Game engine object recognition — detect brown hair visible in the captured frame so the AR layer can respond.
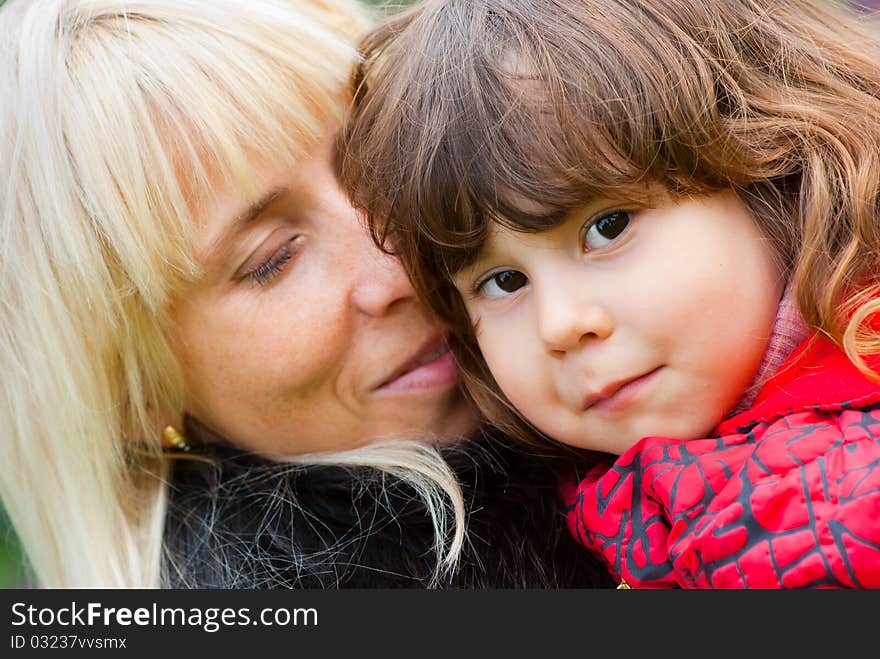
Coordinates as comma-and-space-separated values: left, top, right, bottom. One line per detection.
336, 0, 880, 443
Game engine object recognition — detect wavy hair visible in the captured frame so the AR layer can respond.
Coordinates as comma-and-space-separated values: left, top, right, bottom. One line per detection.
338, 0, 880, 442
0, 0, 465, 588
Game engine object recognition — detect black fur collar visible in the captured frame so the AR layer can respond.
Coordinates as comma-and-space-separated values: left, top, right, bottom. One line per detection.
163, 428, 613, 588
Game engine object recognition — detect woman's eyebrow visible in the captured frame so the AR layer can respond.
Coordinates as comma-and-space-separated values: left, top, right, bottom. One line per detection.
204, 187, 288, 264
234, 187, 286, 227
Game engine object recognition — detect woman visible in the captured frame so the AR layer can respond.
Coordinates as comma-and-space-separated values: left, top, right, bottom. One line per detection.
0, 0, 610, 588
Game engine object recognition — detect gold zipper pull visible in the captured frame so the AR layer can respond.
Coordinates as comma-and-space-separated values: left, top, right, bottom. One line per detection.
616, 578, 632, 590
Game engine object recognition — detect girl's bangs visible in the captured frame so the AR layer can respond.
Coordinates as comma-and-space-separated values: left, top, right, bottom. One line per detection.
412, 49, 709, 277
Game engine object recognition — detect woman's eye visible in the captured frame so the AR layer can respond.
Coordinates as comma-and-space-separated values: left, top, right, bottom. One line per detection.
244, 238, 298, 285
476, 270, 528, 299
583, 210, 631, 250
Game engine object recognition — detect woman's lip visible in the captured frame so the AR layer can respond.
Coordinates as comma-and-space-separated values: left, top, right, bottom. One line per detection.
374, 350, 459, 394
585, 367, 663, 413
375, 335, 447, 388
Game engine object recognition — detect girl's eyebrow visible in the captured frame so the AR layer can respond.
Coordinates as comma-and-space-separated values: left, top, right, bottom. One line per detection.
455, 229, 511, 282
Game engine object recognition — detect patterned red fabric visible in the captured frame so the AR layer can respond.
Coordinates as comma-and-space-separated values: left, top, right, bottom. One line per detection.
562, 336, 880, 588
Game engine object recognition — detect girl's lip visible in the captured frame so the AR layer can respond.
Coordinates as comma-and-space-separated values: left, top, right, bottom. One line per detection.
374, 349, 459, 394
585, 367, 663, 413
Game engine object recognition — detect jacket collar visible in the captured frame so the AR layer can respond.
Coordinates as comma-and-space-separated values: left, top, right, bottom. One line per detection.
716, 334, 880, 435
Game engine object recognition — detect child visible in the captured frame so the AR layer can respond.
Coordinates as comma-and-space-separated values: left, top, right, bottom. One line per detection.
337, 0, 880, 588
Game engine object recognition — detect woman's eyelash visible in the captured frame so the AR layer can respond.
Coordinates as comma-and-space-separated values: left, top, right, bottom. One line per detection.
245, 240, 295, 285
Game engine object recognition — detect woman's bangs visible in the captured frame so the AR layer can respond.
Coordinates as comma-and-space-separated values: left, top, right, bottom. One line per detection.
145, 30, 351, 214
56, 2, 361, 304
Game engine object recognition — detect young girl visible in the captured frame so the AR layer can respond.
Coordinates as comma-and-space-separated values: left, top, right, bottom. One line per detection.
337, 0, 880, 588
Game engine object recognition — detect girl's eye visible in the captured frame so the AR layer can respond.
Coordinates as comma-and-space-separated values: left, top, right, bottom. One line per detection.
476, 269, 528, 299
583, 210, 631, 250
244, 238, 298, 285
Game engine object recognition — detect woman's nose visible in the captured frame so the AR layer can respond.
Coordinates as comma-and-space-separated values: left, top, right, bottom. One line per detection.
348, 234, 417, 317
535, 280, 613, 353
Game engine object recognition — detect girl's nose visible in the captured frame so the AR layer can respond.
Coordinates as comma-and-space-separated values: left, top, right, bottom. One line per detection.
535, 282, 613, 353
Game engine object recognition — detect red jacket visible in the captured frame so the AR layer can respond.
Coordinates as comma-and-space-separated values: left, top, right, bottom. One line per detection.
562, 336, 880, 588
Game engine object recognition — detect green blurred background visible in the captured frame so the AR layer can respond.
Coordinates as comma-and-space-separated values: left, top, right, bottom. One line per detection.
0, 508, 25, 588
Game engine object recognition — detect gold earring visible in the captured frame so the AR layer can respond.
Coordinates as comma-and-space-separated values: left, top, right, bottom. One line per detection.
163, 425, 191, 452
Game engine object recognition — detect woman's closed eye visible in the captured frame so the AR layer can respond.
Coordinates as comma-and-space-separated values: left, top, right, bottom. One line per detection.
583, 210, 632, 250
474, 269, 528, 299
240, 236, 302, 286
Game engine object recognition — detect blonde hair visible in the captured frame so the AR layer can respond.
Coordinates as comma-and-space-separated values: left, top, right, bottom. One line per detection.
338, 0, 880, 443
0, 0, 463, 588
